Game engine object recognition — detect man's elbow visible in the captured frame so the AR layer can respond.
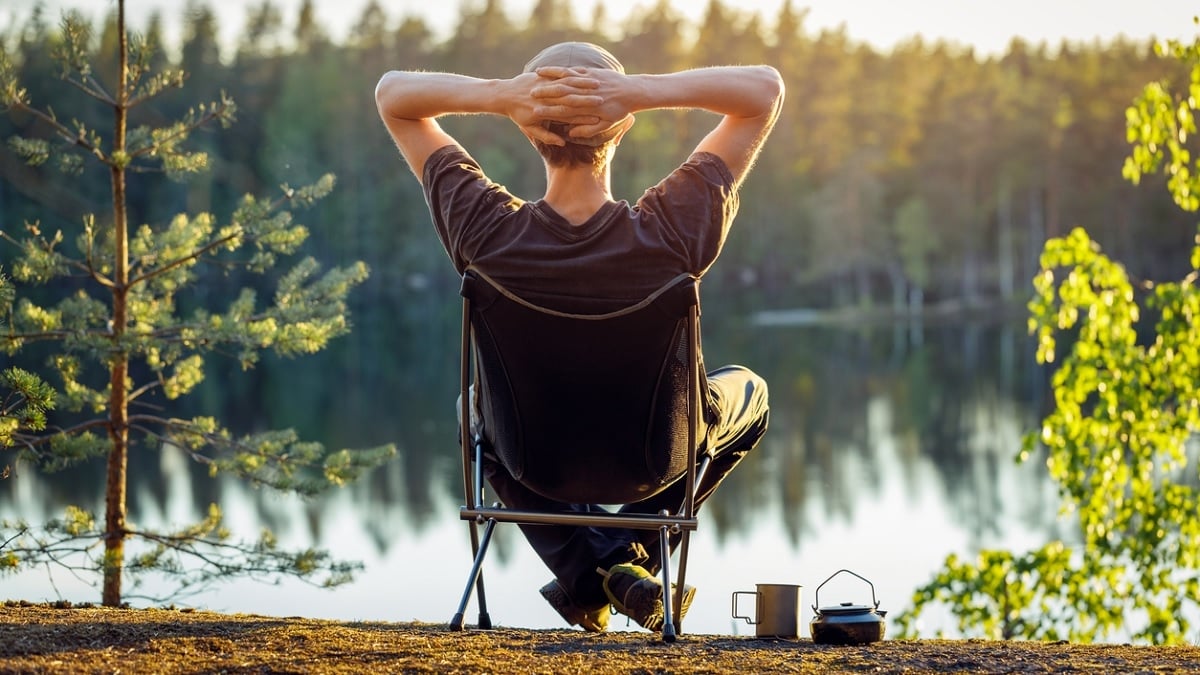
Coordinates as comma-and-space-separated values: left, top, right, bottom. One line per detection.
374, 71, 399, 114
755, 66, 785, 116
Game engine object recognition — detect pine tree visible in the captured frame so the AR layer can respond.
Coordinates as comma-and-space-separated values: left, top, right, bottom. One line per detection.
0, 0, 394, 606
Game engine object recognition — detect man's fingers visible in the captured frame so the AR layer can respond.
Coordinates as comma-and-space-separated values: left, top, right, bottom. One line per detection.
535, 111, 602, 125
532, 94, 603, 109
524, 124, 565, 146
534, 65, 592, 80
567, 122, 607, 139
531, 81, 600, 99
535, 103, 601, 121
569, 114, 633, 140
531, 68, 599, 97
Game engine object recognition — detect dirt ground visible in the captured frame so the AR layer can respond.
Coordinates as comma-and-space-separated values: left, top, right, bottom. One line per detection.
4, 602, 1200, 674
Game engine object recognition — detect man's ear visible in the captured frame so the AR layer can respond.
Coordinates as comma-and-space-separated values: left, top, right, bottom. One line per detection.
612, 115, 636, 146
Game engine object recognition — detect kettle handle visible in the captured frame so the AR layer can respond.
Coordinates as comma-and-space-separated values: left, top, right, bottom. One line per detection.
811, 569, 879, 613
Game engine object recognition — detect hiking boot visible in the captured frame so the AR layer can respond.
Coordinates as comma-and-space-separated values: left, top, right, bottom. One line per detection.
598, 563, 696, 632
539, 579, 609, 632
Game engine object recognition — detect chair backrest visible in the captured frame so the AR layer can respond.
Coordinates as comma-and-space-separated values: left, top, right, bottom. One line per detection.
461, 267, 703, 505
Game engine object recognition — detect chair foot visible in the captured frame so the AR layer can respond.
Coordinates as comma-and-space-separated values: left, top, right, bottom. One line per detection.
449, 613, 465, 631
657, 522, 675, 641
477, 612, 492, 630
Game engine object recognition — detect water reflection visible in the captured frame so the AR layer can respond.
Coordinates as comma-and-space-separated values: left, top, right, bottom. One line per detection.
0, 286, 1060, 635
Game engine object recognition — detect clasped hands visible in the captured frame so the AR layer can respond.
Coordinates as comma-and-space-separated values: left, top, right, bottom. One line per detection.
511, 66, 634, 146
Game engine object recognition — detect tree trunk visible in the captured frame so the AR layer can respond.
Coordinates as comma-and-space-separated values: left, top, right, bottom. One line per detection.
855, 264, 871, 308
887, 262, 907, 315
102, 0, 130, 608
997, 179, 1014, 300
1028, 187, 1044, 282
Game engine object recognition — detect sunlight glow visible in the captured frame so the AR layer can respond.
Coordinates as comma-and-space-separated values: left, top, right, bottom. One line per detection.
11, 0, 1200, 60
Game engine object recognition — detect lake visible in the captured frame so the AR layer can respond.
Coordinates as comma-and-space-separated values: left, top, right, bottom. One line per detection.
0, 283, 1063, 637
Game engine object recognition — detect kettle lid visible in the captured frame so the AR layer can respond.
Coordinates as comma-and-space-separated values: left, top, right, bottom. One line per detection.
816, 601, 875, 616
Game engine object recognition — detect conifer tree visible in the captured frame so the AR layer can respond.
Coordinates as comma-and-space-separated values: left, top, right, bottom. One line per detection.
0, 0, 393, 606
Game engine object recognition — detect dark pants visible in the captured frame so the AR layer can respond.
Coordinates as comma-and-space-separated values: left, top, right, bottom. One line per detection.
468, 365, 770, 610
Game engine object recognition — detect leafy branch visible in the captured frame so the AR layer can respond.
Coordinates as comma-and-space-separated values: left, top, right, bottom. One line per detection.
897, 25, 1200, 645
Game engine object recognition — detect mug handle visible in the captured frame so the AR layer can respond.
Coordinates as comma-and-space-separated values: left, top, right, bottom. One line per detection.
731, 590, 760, 624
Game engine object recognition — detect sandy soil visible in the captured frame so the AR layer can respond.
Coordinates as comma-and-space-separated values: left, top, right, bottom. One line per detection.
4, 602, 1200, 674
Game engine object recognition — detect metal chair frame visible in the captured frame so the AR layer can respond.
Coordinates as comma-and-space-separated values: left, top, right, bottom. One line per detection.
448, 267, 709, 643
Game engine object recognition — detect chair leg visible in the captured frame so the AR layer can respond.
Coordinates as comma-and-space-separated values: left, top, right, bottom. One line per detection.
673, 529, 693, 636
658, 523, 677, 643
474, 541, 493, 631
450, 517, 496, 631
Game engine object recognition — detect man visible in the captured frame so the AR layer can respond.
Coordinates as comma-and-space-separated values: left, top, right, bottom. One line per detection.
376, 42, 781, 633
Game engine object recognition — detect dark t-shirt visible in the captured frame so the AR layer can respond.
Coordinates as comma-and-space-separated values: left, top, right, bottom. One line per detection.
422, 145, 739, 311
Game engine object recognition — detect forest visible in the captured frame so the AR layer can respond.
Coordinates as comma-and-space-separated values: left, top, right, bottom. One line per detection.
2, 0, 1196, 315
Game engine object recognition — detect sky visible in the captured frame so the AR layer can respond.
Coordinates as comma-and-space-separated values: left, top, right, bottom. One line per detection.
4, 0, 1200, 58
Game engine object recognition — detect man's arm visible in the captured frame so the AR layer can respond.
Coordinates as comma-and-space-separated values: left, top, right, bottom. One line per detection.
374, 71, 598, 182
533, 65, 784, 186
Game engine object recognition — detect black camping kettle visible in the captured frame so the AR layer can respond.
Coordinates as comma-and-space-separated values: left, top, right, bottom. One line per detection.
810, 569, 888, 645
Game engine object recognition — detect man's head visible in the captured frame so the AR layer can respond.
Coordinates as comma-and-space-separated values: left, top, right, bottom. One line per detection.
523, 42, 630, 169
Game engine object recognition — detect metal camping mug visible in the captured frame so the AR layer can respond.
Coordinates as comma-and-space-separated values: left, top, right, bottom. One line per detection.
731, 583, 802, 638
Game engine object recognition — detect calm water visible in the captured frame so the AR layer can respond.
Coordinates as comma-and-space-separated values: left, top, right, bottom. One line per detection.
0, 285, 1062, 637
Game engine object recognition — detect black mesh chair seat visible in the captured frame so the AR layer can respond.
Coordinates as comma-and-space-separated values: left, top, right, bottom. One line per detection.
462, 268, 705, 504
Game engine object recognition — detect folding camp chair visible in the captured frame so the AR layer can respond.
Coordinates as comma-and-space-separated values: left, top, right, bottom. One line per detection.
448, 266, 711, 643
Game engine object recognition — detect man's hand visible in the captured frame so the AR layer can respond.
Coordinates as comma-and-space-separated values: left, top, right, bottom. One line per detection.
505, 72, 580, 146
530, 67, 634, 143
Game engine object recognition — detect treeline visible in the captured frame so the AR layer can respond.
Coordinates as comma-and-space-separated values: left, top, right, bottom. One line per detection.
1, 0, 1194, 312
